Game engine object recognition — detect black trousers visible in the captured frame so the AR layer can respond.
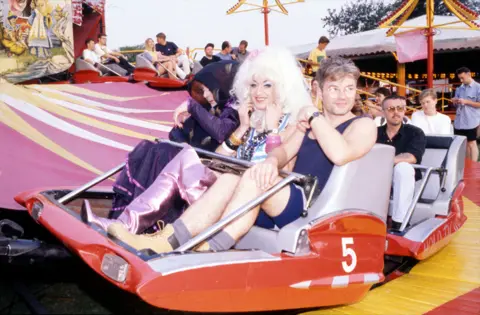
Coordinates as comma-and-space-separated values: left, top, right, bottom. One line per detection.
105, 57, 135, 74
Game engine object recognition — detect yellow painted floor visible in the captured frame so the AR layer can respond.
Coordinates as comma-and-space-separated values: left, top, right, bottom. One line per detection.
305, 189, 480, 314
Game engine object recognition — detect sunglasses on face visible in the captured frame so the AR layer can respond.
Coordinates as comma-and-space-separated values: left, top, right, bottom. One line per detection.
386, 105, 406, 113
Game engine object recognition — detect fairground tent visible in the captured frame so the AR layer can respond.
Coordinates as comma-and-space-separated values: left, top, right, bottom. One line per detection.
291, 15, 480, 58
0, 82, 188, 210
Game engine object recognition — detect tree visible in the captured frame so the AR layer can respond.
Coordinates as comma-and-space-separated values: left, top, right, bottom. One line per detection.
119, 43, 144, 62
321, 0, 480, 37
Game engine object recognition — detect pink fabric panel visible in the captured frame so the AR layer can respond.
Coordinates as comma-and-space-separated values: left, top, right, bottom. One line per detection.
394, 29, 428, 63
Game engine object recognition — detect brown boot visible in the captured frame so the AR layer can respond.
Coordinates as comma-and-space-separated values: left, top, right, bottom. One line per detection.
107, 223, 175, 253
194, 241, 211, 252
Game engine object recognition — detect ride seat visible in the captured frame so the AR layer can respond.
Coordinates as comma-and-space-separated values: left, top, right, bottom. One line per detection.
235, 144, 395, 254
75, 58, 101, 75
136, 53, 168, 78
406, 135, 466, 225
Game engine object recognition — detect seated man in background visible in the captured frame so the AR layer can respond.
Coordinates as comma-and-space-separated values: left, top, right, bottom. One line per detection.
155, 32, 191, 79
200, 43, 221, 67
411, 88, 452, 135
216, 41, 234, 61
376, 94, 426, 231
82, 38, 126, 76
231, 40, 249, 64
95, 33, 134, 75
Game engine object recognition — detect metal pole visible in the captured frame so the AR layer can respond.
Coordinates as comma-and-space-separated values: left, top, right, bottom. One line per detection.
58, 163, 125, 204
157, 139, 306, 180
427, 29, 434, 89
399, 166, 435, 232
97, 62, 123, 77
426, 0, 435, 89
263, 1, 270, 46
175, 174, 297, 252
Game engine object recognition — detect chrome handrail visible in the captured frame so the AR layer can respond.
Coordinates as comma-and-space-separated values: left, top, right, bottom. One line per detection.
399, 165, 445, 232
58, 163, 125, 204
175, 174, 297, 252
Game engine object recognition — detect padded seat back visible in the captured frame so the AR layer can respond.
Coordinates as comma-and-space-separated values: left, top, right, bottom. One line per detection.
412, 135, 466, 220
237, 144, 395, 254
75, 58, 101, 74
136, 53, 158, 72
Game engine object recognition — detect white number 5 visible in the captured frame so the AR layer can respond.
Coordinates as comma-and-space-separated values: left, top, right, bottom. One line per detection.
341, 237, 357, 273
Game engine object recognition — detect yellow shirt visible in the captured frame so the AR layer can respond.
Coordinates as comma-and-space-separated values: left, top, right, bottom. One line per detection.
308, 48, 327, 72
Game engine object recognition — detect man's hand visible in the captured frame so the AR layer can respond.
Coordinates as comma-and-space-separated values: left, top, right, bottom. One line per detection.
297, 105, 319, 124
173, 100, 190, 127
113, 56, 120, 63
231, 54, 237, 60
238, 102, 253, 128
249, 157, 279, 190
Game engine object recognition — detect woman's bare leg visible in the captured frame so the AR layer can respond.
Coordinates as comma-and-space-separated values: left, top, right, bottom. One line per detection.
179, 173, 241, 236
220, 169, 291, 240
156, 64, 167, 77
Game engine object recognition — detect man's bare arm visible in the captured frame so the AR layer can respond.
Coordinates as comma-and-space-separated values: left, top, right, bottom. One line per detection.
394, 153, 416, 165
310, 116, 377, 166
266, 128, 305, 169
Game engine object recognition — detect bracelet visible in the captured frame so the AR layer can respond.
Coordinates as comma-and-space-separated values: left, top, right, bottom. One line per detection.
222, 142, 236, 153
229, 133, 243, 146
265, 135, 282, 153
225, 138, 239, 151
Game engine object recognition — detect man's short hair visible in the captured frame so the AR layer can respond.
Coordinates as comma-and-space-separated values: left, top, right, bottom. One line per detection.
221, 41, 230, 50
97, 33, 107, 39
419, 88, 437, 102
315, 56, 360, 89
456, 66, 471, 75
239, 40, 248, 47
205, 43, 214, 50
375, 87, 391, 98
318, 36, 330, 44
381, 94, 406, 108
156, 32, 166, 39
85, 38, 94, 46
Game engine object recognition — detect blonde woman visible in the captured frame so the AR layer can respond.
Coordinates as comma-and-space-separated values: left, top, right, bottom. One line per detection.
144, 38, 176, 79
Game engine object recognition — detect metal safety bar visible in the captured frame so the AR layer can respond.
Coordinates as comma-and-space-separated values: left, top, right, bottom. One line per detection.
156, 139, 307, 181
174, 174, 297, 252
58, 163, 126, 204
399, 165, 445, 232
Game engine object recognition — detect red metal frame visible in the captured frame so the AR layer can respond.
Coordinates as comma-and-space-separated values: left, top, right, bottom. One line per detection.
385, 182, 466, 260
18, 190, 387, 312
72, 70, 130, 84
132, 68, 188, 89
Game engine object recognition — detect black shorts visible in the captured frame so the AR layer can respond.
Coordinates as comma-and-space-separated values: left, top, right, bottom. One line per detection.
454, 127, 478, 141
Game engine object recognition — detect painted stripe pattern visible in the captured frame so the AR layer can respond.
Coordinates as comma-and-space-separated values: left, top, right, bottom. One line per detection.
290, 273, 383, 289
0, 82, 189, 210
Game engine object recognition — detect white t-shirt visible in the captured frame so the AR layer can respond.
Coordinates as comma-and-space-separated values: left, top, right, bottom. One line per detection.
82, 49, 100, 64
411, 111, 453, 135
94, 43, 112, 58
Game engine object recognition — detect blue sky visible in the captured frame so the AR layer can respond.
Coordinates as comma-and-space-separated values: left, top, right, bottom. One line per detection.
104, 0, 351, 51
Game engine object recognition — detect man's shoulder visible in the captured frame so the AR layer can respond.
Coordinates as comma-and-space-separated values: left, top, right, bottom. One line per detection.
411, 111, 423, 118
403, 123, 425, 136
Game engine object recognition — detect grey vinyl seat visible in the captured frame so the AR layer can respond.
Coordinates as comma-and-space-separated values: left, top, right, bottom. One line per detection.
235, 144, 395, 254
404, 135, 466, 225
75, 58, 101, 75
136, 53, 168, 78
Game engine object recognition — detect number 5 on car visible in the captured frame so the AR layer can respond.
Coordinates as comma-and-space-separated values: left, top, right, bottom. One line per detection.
341, 237, 357, 273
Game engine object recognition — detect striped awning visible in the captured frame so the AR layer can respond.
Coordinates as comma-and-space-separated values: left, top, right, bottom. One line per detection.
0, 82, 188, 210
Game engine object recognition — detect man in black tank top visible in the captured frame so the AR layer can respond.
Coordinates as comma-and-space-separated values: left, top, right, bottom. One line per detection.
107, 56, 378, 253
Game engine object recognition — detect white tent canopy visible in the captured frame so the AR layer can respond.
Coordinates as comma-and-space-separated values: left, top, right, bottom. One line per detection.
291, 15, 480, 58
